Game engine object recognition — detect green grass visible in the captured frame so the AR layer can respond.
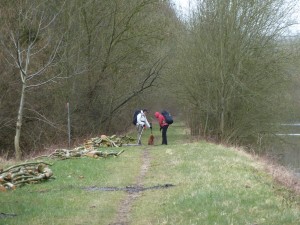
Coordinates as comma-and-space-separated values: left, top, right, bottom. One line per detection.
1, 123, 300, 225
132, 142, 300, 224
1, 150, 141, 225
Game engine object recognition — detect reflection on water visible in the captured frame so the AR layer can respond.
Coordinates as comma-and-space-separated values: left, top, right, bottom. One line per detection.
269, 137, 300, 171
267, 124, 300, 175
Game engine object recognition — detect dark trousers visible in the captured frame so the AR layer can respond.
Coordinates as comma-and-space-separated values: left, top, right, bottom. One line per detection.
162, 125, 169, 145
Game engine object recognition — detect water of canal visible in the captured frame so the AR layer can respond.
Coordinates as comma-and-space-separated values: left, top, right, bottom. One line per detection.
266, 124, 300, 175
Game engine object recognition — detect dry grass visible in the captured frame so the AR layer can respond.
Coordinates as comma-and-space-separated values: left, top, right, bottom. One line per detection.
232, 145, 300, 196
262, 158, 300, 194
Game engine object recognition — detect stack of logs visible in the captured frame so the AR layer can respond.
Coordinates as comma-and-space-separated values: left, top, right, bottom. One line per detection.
35, 134, 132, 160
0, 162, 53, 191
38, 147, 125, 160
86, 134, 136, 147
0, 134, 134, 191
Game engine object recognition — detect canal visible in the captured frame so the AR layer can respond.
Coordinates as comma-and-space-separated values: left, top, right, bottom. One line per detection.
266, 124, 300, 175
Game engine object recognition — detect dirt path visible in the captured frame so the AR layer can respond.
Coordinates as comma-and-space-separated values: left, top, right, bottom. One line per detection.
109, 147, 150, 225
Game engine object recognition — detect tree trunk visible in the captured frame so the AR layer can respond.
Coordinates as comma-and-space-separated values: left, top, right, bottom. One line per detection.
14, 83, 26, 160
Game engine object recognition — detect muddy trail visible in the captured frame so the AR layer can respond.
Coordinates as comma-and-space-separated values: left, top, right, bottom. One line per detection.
108, 147, 151, 225
81, 146, 174, 225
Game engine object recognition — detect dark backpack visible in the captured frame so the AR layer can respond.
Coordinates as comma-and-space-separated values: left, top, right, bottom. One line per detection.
132, 110, 141, 125
161, 110, 173, 125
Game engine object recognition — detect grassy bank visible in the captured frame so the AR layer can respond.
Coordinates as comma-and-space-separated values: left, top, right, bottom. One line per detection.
1, 123, 300, 224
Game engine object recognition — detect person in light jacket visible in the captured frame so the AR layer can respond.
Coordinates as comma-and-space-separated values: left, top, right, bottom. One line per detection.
155, 111, 169, 145
136, 109, 151, 145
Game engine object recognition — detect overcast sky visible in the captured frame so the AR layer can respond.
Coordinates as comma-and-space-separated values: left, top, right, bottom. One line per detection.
171, 0, 193, 17
171, 0, 300, 35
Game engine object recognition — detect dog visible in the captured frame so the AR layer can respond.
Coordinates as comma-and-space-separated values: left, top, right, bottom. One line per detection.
148, 134, 154, 145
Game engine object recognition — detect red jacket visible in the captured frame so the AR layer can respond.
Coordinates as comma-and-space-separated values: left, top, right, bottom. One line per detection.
155, 112, 168, 127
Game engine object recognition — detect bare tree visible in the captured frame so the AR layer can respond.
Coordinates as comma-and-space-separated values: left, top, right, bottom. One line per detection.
0, 0, 174, 156
58, 0, 172, 134
1, 0, 65, 160
173, 0, 295, 144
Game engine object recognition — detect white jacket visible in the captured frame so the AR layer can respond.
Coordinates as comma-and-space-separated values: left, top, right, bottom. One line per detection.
136, 110, 150, 128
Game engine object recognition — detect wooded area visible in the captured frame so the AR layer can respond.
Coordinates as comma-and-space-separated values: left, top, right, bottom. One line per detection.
0, 0, 300, 159
170, 0, 300, 147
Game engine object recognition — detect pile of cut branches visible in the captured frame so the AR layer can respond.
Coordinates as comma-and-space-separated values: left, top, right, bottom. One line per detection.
36, 148, 125, 160
84, 134, 136, 148
0, 135, 134, 190
35, 134, 132, 160
0, 162, 53, 191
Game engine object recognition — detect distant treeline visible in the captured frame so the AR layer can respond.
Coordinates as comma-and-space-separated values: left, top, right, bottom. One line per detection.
1, 0, 300, 158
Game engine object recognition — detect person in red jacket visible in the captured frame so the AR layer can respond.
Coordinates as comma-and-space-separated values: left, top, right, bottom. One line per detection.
154, 111, 169, 145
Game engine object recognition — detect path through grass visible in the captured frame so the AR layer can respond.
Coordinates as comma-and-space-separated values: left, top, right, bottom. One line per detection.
1, 122, 300, 224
